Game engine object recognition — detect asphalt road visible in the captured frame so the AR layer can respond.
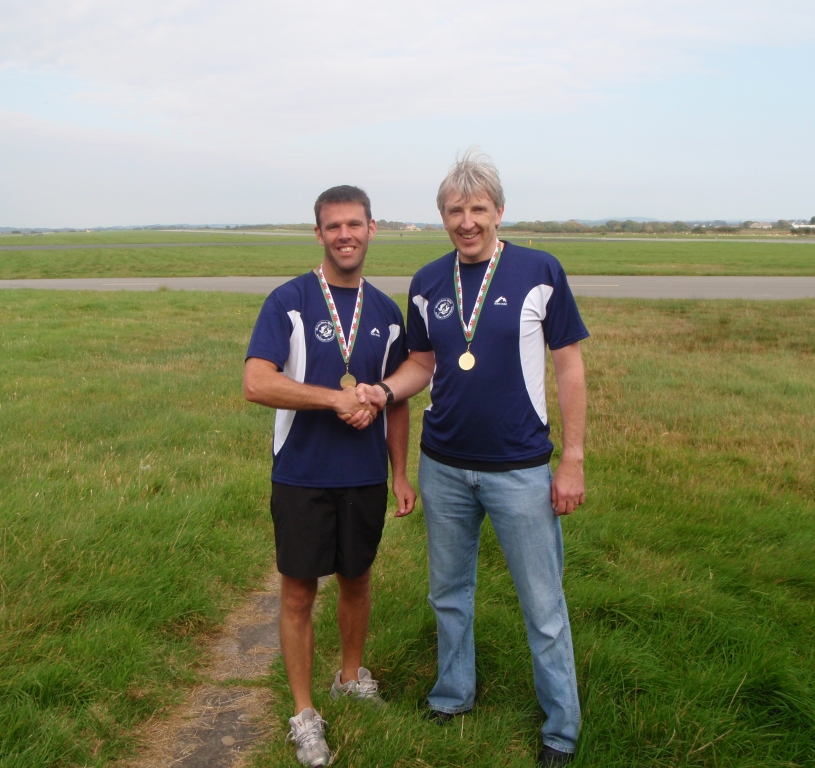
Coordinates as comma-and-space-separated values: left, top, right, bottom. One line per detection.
2, 236, 814, 250
2, 275, 815, 299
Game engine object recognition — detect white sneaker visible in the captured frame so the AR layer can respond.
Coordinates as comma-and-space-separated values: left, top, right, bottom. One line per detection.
286, 708, 332, 767
329, 666, 386, 708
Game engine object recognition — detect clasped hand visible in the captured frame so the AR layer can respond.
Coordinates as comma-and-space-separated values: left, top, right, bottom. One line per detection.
335, 383, 388, 430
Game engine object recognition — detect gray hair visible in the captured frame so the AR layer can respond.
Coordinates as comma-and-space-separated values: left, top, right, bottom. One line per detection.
436, 148, 505, 214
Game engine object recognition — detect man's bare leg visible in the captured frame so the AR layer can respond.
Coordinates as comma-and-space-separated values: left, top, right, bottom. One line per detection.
280, 575, 319, 713
336, 569, 371, 683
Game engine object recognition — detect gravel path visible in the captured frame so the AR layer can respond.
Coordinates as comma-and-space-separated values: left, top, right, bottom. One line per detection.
117, 572, 283, 768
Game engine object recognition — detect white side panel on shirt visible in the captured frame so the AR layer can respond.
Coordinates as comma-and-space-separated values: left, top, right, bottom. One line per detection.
411, 294, 434, 411
274, 310, 306, 455
412, 294, 429, 334
381, 324, 401, 380
519, 285, 554, 426
380, 323, 402, 436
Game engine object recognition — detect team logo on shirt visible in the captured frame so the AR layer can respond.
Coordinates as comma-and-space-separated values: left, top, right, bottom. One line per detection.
434, 298, 455, 319
314, 320, 336, 342
494, 296, 508, 306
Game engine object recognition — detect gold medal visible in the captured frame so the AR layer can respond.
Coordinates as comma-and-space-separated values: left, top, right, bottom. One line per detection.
317, 266, 364, 391
454, 239, 501, 374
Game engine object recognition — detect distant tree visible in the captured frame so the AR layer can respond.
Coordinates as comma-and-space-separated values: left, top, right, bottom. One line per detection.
560, 220, 586, 233
810, 216, 815, 225
774, 220, 791, 229
424, 224, 435, 231
376, 219, 406, 230
742, 221, 754, 229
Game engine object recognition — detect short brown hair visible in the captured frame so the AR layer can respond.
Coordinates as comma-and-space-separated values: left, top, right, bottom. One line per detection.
314, 185, 372, 227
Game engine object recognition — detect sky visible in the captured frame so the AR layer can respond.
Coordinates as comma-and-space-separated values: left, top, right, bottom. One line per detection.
1, 0, 814, 228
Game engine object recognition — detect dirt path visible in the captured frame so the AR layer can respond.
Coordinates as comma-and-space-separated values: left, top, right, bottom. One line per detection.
117, 572, 283, 768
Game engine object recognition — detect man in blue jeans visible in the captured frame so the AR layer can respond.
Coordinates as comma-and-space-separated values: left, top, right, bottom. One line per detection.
356, 150, 588, 766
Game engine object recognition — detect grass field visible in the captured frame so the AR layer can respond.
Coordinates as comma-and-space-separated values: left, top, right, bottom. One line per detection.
2, 232, 815, 278
1, 289, 813, 767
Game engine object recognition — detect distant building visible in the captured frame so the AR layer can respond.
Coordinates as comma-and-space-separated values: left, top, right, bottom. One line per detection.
749, 222, 772, 229
402, 224, 421, 231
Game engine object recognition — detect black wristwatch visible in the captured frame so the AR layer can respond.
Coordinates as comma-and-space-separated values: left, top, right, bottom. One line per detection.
374, 381, 395, 405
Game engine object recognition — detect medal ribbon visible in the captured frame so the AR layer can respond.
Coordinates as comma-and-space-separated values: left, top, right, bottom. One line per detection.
455, 239, 502, 345
317, 266, 364, 371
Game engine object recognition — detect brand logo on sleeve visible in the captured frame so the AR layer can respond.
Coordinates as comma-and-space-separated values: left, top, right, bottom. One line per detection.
370, 327, 381, 337
494, 296, 507, 306
434, 298, 455, 319
314, 320, 335, 342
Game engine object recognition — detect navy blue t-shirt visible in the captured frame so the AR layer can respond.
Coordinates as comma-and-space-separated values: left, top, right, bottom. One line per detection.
407, 240, 589, 465
246, 272, 407, 487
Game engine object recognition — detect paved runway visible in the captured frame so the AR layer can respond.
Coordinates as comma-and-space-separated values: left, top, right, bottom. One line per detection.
2, 236, 814, 251
2, 275, 815, 299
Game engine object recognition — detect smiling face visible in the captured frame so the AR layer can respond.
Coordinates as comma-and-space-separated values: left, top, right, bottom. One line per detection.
441, 191, 504, 263
314, 201, 377, 286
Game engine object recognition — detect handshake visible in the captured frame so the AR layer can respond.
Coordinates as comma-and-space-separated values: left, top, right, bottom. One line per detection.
334, 383, 390, 430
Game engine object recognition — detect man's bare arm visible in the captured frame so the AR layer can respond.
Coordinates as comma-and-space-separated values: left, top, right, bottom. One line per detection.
384, 399, 417, 517
353, 350, 436, 413
243, 357, 374, 426
549, 342, 587, 516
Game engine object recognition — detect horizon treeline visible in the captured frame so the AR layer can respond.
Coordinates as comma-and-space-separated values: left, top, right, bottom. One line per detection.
4, 216, 814, 236
504, 218, 815, 235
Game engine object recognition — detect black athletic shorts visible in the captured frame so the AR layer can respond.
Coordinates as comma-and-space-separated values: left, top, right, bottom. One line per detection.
270, 482, 388, 579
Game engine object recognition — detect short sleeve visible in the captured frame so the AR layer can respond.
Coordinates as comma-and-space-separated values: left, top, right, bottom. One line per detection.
406, 276, 433, 352
246, 293, 293, 369
384, 313, 408, 377
543, 267, 590, 350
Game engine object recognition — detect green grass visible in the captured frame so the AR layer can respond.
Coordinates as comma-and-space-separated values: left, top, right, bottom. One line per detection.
2, 233, 815, 278
1, 291, 813, 767
548, 239, 815, 276
0, 238, 441, 280
0, 290, 276, 766
260, 299, 815, 767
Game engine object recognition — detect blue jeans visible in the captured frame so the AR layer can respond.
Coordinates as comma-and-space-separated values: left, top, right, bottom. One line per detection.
419, 452, 581, 753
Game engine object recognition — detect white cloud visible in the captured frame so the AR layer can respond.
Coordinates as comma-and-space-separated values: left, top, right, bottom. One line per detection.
3, 0, 814, 149
2, 1, 814, 225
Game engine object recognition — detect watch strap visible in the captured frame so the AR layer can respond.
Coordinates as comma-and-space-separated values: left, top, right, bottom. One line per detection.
374, 381, 395, 405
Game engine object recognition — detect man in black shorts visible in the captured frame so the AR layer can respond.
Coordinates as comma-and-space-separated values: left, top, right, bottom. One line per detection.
244, 185, 416, 766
